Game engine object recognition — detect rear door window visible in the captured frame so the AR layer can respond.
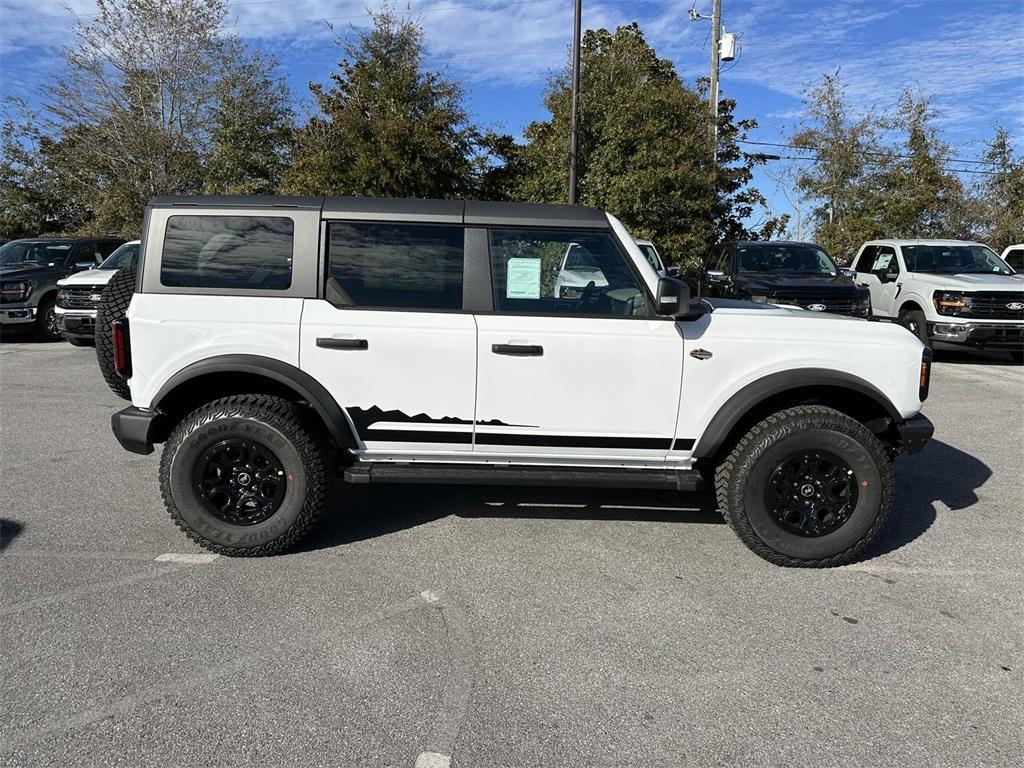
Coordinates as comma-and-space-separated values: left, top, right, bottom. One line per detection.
326, 222, 464, 310
160, 216, 294, 290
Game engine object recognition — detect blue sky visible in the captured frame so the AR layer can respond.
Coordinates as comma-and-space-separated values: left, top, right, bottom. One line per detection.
2, 0, 1022, 231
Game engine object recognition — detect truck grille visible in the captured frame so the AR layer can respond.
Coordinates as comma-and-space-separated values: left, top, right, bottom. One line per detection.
964, 291, 1024, 320
772, 295, 860, 316
59, 285, 106, 310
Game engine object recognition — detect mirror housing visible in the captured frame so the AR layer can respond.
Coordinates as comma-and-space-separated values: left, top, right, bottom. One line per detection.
705, 269, 727, 283
655, 277, 706, 320
666, 265, 681, 278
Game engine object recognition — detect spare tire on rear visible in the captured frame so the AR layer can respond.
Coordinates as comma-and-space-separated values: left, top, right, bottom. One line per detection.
96, 265, 137, 400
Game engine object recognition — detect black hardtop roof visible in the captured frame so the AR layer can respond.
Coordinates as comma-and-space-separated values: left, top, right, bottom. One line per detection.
148, 195, 609, 229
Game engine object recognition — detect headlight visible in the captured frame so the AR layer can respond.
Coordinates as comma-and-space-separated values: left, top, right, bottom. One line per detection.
0, 281, 32, 301
854, 292, 871, 317
933, 291, 967, 315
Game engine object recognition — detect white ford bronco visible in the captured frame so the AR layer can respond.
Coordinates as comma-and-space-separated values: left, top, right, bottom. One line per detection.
852, 239, 1023, 362
104, 196, 933, 567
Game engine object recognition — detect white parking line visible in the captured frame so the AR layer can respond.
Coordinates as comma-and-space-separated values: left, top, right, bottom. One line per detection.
154, 553, 220, 564
415, 752, 451, 768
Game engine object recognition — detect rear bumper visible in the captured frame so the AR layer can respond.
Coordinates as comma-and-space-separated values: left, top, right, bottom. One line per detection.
895, 413, 933, 454
111, 406, 161, 455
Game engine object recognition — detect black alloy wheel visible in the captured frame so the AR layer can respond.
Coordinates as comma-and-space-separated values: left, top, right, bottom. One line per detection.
764, 450, 858, 537
193, 438, 288, 525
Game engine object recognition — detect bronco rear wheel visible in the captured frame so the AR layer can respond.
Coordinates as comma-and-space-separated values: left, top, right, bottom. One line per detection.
160, 395, 332, 556
715, 405, 893, 567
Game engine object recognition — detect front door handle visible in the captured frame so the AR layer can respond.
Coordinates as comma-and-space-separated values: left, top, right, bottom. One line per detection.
492, 344, 543, 356
317, 337, 368, 350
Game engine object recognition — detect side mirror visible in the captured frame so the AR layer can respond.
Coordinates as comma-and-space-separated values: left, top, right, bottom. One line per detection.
656, 277, 705, 319
705, 269, 727, 283
72, 260, 95, 272
878, 269, 898, 283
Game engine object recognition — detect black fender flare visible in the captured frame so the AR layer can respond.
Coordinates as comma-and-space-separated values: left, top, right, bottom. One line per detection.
153, 354, 357, 449
690, 368, 901, 459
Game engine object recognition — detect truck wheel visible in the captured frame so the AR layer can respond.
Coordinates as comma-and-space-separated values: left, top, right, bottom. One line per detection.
715, 405, 893, 568
95, 266, 136, 400
160, 395, 332, 556
34, 296, 62, 342
898, 308, 929, 346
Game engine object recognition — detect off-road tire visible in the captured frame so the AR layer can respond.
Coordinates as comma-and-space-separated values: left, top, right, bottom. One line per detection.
64, 335, 94, 347
33, 296, 62, 342
95, 266, 136, 400
160, 395, 332, 556
715, 405, 893, 568
898, 308, 929, 346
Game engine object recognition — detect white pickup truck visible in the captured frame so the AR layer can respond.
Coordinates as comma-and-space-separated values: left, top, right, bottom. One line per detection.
101, 195, 934, 567
852, 239, 1023, 362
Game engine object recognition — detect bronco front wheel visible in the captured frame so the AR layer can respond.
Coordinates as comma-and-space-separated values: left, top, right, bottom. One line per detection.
160, 395, 332, 556
715, 405, 893, 567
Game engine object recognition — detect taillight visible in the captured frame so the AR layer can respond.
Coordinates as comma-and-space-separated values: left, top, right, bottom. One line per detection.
919, 348, 932, 402
111, 318, 132, 378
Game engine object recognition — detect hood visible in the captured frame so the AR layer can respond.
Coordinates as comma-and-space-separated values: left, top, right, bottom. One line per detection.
0, 264, 62, 281
734, 273, 862, 294
705, 298, 865, 321
58, 269, 119, 287
558, 268, 610, 288
907, 272, 1023, 290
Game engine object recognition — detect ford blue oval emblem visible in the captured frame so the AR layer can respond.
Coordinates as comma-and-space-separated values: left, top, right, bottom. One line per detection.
807, 303, 827, 312
1007, 302, 1024, 311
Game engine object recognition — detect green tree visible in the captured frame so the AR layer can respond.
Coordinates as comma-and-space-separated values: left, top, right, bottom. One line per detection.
204, 52, 294, 195
975, 127, 1024, 252
283, 9, 478, 198
509, 23, 782, 269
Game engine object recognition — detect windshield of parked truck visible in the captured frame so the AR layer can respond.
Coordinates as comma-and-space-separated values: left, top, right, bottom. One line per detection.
0, 240, 73, 267
99, 242, 140, 270
902, 244, 1013, 275
637, 243, 664, 272
736, 243, 837, 275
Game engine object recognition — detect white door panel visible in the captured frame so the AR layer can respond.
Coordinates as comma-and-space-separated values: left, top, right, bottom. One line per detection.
474, 315, 684, 459
300, 300, 477, 453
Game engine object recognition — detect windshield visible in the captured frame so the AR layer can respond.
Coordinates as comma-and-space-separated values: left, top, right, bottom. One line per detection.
99, 242, 140, 270
903, 244, 1013, 275
0, 240, 73, 267
736, 243, 837, 275
637, 244, 664, 272
564, 243, 602, 271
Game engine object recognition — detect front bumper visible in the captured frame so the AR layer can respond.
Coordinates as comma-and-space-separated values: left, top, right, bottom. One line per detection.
0, 305, 37, 327
111, 406, 163, 455
55, 306, 98, 337
895, 413, 933, 454
928, 321, 1024, 349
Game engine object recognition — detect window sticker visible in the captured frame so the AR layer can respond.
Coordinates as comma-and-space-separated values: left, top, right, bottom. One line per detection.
871, 252, 893, 271
506, 257, 541, 299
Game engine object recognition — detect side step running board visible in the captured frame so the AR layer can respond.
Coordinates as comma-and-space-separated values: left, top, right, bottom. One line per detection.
343, 462, 703, 492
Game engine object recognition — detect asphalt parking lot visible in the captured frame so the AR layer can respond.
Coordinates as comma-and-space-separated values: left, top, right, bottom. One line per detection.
1, 339, 1021, 768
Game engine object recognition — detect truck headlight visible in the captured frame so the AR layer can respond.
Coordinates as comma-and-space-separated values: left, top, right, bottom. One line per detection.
933, 291, 967, 316
0, 281, 32, 301
854, 292, 871, 317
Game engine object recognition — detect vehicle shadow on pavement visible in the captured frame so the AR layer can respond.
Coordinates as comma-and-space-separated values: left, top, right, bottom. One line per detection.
304, 438, 990, 559
865, 438, 991, 559
0, 519, 25, 551
302, 484, 722, 551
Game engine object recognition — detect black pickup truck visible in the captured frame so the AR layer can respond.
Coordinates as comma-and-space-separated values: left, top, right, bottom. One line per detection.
691, 241, 871, 317
0, 237, 124, 340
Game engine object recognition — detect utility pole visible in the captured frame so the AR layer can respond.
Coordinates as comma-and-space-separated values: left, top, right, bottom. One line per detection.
567, 0, 582, 205
708, 0, 722, 164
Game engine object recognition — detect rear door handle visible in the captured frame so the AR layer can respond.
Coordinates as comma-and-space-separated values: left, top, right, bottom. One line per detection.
316, 337, 368, 350
492, 344, 543, 356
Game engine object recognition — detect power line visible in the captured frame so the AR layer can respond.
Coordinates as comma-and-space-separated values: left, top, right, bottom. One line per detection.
747, 153, 1002, 176
738, 139, 999, 167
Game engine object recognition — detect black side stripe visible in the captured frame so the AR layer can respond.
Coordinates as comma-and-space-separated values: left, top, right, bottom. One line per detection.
362, 430, 695, 451
365, 429, 471, 444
